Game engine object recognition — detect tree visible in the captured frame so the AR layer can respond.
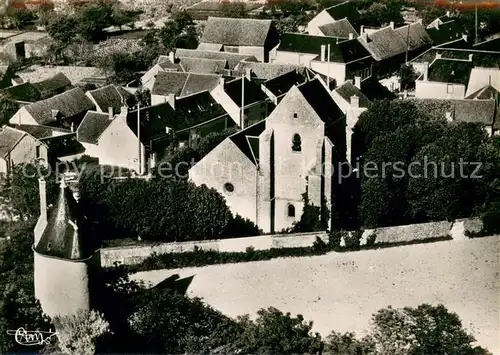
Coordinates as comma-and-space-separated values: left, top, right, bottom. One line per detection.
220, 1, 247, 18
419, 5, 447, 26
371, 304, 491, 355
0, 98, 19, 126
363, 1, 404, 27
400, 64, 417, 91
293, 192, 329, 233
324, 331, 376, 355
158, 11, 198, 52
46, 14, 78, 46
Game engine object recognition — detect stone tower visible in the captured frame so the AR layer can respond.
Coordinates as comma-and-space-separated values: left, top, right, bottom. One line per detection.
33, 177, 101, 319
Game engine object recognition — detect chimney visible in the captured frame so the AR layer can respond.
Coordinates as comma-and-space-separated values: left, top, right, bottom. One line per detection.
446, 10, 450, 17
108, 106, 114, 120
219, 76, 225, 86
423, 62, 429, 81
389, 21, 395, 29
354, 76, 361, 89
462, 34, 468, 42
167, 93, 175, 109
320, 45, 326, 62
350, 95, 359, 108
360, 25, 364, 35
468, 53, 473, 62
361, 32, 368, 42
70, 122, 75, 133
436, 52, 442, 59
168, 51, 175, 63
39, 178, 47, 221
349, 32, 354, 40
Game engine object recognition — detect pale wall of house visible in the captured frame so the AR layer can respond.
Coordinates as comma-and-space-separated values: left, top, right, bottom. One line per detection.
307, 10, 334, 35
484, 126, 493, 137
0, 158, 7, 175
9, 107, 38, 125
210, 85, 241, 126
80, 142, 100, 158
189, 139, 258, 224
237, 46, 266, 63
10, 134, 48, 168
415, 81, 466, 99
466, 67, 500, 97
310, 60, 347, 86
97, 117, 146, 173
151, 94, 168, 106
275, 51, 318, 67
141, 64, 164, 87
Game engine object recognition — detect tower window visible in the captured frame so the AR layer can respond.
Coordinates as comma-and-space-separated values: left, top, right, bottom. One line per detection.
287, 204, 295, 217
224, 182, 234, 193
292, 133, 301, 152
293, 112, 298, 118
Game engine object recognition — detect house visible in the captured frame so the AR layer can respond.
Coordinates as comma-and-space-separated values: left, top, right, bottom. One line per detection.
76, 111, 113, 158
210, 76, 271, 128
0, 125, 48, 175
86, 84, 135, 115
275, 33, 373, 86
426, 11, 455, 30
359, 75, 397, 101
464, 67, 500, 98
9, 87, 96, 129
0, 31, 50, 60
41, 133, 86, 164
0, 82, 42, 103
234, 61, 302, 82
198, 17, 280, 63
261, 69, 310, 104
148, 71, 220, 105
308, 1, 361, 37
177, 57, 228, 75
185, 1, 264, 21
415, 55, 474, 99
426, 20, 466, 47
189, 78, 346, 233
32, 73, 73, 99
16, 65, 109, 86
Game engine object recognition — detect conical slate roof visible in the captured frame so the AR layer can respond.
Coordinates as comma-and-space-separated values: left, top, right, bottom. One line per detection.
35, 179, 91, 260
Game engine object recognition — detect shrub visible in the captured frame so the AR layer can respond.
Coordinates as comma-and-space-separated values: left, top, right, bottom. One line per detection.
366, 233, 377, 247
344, 230, 363, 250
328, 230, 345, 249
312, 236, 328, 252
223, 214, 261, 238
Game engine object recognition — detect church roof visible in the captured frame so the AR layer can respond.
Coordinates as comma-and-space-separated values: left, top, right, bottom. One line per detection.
35, 179, 92, 260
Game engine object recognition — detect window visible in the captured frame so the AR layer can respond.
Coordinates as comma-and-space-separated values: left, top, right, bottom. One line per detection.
224, 182, 234, 193
287, 204, 295, 217
447, 84, 454, 94
35, 145, 41, 159
292, 133, 301, 152
293, 112, 298, 118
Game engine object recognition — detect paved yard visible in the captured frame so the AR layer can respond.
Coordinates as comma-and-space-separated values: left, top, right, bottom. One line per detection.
133, 237, 500, 353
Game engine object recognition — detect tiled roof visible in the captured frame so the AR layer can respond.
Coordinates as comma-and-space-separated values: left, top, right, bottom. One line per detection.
35, 181, 92, 260
126, 103, 175, 143
473, 37, 500, 52
18, 65, 107, 85
466, 85, 500, 100
427, 59, 473, 85
0, 82, 41, 102
10, 124, 70, 139
179, 57, 228, 74
87, 84, 134, 114
263, 70, 308, 97
182, 73, 220, 97
175, 48, 258, 69
335, 81, 371, 107
150, 72, 219, 98
77, 111, 112, 144
23, 88, 96, 125
197, 43, 224, 51
325, 1, 361, 24
318, 18, 359, 38
394, 22, 433, 52
32, 73, 72, 98
278, 34, 371, 63
412, 98, 496, 125
200, 17, 274, 47
229, 119, 266, 165
297, 79, 345, 125
426, 20, 465, 46
235, 62, 302, 80
224, 77, 268, 107
360, 76, 397, 101
0, 126, 25, 157
42, 133, 86, 157
359, 26, 407, 61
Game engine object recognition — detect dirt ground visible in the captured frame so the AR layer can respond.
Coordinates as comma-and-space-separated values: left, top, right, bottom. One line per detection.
133, 237, 500, 353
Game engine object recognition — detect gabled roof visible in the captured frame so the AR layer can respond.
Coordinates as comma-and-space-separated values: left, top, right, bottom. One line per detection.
359, 26, 408, 61
229, 119, 266, 166
175, 48, 258, 69
151, 71, 220, 98
360, 76, 397, 101
32, 73, 72, 97
426, 20, 465, 46
235, 62, 302, 81
179, 57, 228, 74
325, 1, 361, 24
0, 82, 41, 102
35, 180, 92, 260
394, 22, 433, 52
335, 81, 371, 107
126, 103, 175, 143
263, 70, 308, 98
200, 17, 274, 47
10, 124, 70, 139
87, 84, 134, 114
23, 88, 95, 125
278, 34, 371, 63
318, 18, 359, 38
0, 126, 26, 157
466, 85, 500, 100
297, 79, 345, 125
77, 111, 112, 144
412, 98, 496, 125
224, 77, 269, 107
427, 58, 473, 85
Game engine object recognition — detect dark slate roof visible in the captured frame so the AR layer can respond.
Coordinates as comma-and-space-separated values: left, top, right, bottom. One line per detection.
466, 85, 500, 100
426, 20, 465, 46
412, 98, 496, 125
473, 37, 500, 52
126, 103, 176, 143
35, 180, 92, 260
175, 48, 258, 69
77, 111, 112, 144
42, 133, 86, 157
179, 57, 228, 74
87, 84, 134, 114
263, 70, 308, 97
24, 88, 96, 125
32, 73, 72, 97
318, 18, 359, 38
394, 22, 433, 52
0, 82, 41, 102
325, 1, 361, 24
224, 77, 269, 107
360, 76, 397, 101
0, 126, 26, 157
235, 62, 302, 81
335, 81, 371, 107
10, 124, 70, 139
297, 79, 345, 125
229, 119, 266, 165
278, 34, 371, 63
151, 71, 220, 97
200, 17, 273, 47
427, 59, 473, 85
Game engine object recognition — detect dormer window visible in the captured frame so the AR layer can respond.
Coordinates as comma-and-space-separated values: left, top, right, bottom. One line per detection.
292, 133, 301, 152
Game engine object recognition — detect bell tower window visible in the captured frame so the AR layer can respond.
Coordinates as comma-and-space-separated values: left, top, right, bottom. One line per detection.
287, 204, 295, 217
292, 133, 301, 152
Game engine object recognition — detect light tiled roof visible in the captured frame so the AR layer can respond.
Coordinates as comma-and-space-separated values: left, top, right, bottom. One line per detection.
77, 111, 112, 144
412, 98, 496, 125
200, 17, 274, 47
17, 65, 107, 85
197, 43, 224, 51
335, 82, 371, 107
87, 84, 134, 114
394, 22, 433, 52
359, 26, 408, 61
179, 57, 228, 74
32, 73, 72, 98
318, 18, 359, 38
175, 48, 258, 69
151, 71, 220, 98
10, 124, 70, 139
0, 126, 26, 157
235, 62, 302, 81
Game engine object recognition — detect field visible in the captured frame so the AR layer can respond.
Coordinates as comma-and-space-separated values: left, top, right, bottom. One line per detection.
133, 236, 500, 353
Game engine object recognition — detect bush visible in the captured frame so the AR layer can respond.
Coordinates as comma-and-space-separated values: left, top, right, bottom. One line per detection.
223, 214, 261, 238
312, 236, 328, 253
328, 230, 346, 249
366, 233, 377, 247
344, 230, 363, 250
